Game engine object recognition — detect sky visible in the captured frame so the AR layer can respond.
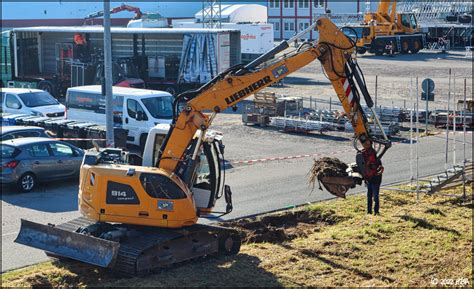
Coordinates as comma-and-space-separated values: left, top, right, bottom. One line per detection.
2, 1, 266, 19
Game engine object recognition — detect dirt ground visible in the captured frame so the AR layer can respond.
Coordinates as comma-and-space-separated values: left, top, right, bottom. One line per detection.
2, 185, 471, 287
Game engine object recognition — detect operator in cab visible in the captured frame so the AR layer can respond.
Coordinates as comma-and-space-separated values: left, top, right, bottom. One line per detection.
360, 134, 384, 215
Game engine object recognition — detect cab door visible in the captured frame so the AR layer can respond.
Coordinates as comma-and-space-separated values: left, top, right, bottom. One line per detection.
3, 93, 24, 114
192, 142, 223, 211
125, 98, 148, 145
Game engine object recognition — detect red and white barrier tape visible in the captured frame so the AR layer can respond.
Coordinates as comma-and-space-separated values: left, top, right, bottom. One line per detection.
52, 138, 107, 141
230, 148, 354, 166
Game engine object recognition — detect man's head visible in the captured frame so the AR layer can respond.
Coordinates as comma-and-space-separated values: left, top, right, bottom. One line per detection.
359, 134, 372, 149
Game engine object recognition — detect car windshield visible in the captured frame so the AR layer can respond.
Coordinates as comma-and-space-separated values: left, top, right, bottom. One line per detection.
18, 91, 59, 107
1, 144, 18, 159
141, 95, 173, 119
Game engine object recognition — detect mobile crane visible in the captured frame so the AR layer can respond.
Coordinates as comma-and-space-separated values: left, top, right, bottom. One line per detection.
353, 0, 426, 55
83, 4, 143, 25
16, 18, 391, 276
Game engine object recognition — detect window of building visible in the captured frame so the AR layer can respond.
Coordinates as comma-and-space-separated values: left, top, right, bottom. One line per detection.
274, 21, 280, 31
284, 22, 289, 31
298, 0, 309, 8
284, 0, 294, 8
269, 0, 280, 8
298, 22, 310, 32
314, 0, 324, 7
289, 22, 295, 31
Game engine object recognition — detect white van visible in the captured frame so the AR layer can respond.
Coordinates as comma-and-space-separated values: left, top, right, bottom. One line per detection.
1, 88, 65, 117
65, 86, 173, 147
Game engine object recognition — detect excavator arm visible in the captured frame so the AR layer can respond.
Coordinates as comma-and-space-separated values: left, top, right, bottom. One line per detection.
157, 18, 390, 175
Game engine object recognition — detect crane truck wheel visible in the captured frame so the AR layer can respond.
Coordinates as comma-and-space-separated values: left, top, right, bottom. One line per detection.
357, 47, 367, 55
410, 39, 422, 54
373, 39, 385, 56
400, 40, 410, 54
218, 232, 241, 256
38, 81, 56, 96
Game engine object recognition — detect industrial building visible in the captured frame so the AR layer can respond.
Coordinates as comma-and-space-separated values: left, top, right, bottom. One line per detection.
267, 0, 473, 43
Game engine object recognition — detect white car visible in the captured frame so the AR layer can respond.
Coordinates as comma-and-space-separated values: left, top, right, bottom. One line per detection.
1, 88, 65, 117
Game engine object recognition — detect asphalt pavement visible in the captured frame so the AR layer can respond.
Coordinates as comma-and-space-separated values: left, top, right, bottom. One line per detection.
1, 132, 472, 272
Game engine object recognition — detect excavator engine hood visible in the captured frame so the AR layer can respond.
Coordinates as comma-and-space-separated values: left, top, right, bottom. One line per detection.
15, 219, 120, 268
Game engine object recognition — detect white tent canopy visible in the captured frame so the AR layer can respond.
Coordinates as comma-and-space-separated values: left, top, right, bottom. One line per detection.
195, 4, 267, 23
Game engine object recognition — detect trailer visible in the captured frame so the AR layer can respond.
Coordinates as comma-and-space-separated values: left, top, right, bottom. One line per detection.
174, 22, 273, 64
1, 26, 241, 97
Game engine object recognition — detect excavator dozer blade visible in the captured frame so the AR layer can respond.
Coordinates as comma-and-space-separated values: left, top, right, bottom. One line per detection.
319, 176, 358, 198
15, 219, 119, 268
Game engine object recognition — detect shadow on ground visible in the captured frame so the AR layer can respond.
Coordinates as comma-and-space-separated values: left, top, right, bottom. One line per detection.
359, 51, 469, 62
23, 254, 283, 287
1, 179, 78, 213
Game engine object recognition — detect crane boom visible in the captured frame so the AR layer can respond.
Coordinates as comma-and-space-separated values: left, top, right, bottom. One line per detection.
84, 4, 143, 22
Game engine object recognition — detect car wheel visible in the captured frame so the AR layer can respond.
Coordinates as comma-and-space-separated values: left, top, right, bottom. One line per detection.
17, 172, 36, 193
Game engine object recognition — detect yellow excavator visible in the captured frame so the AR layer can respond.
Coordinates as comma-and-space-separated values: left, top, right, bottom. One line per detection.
353, 0, 426, 55
16, 18, 391, 275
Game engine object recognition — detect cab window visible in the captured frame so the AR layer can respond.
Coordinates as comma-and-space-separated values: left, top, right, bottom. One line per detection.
410, 14, 417, 29
0, 92, 5, 112
127, 99, 148, 120
152, 134, 166, 167
140, 173, 187, 199
401, 14, 410, 28
6, 94, 21, 109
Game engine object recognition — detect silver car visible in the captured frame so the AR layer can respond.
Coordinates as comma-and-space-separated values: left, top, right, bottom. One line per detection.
1, 137, 84, 192
1, 126, 50, 141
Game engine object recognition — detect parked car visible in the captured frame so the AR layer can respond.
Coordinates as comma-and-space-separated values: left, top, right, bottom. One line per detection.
1, 88, 65, 117
1, 126, 50, 141
1, 137, 84, 192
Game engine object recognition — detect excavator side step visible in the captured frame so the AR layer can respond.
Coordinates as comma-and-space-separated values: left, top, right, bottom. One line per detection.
15, 217, 241, 276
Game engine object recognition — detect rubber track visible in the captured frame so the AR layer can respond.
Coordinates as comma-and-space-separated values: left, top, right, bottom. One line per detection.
54, 217, 235, 276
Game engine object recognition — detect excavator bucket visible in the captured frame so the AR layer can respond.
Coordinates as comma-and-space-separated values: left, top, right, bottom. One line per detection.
318, 176, 357, 198
15, 219, 119, 268
308, 157, 362, 198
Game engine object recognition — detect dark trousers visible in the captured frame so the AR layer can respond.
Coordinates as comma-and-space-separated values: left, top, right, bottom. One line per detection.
367, 175, 382, 214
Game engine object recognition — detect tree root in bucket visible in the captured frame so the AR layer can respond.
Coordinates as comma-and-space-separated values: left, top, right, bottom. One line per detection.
308, 157, 351, 198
